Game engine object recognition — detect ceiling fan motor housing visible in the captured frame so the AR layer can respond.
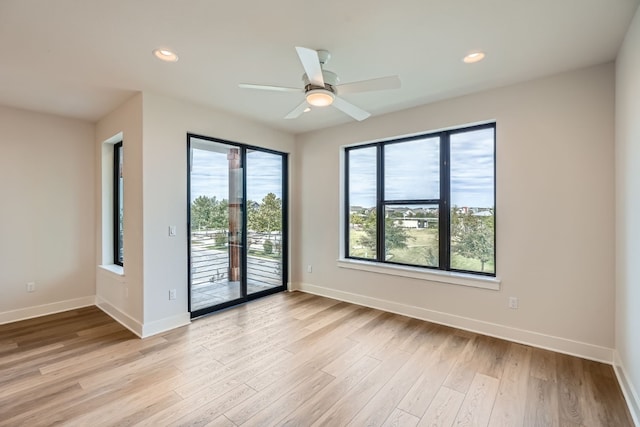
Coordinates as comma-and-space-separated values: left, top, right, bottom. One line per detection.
303, 70, 339, 93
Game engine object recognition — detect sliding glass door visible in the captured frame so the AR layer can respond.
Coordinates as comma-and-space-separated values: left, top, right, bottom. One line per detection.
246, 149, 285, 296
188, 135, 287, 317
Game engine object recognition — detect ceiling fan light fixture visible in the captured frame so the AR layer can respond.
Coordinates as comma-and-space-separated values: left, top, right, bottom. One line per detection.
306, 89, 335, 107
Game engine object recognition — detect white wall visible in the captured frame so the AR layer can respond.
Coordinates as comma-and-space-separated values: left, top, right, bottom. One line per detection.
0, 105, 95, 322
140, 93, 296, 335
94, 92, 296, 336
294, 63, 616, 361
615, 4, 640, 423
95, 93, 145, 333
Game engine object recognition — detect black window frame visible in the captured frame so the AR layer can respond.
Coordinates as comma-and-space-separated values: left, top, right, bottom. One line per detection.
113, 141, 124, 267
344, 122, 496, 277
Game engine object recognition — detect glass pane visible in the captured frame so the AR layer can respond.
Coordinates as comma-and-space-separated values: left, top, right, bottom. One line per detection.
384, 204, 439, 267
450, 127, 495, 274
347, 147, 377, 259
190, 141, 243, 310
384, 137, 440, 200
246, 149, 284, 295
116, 144, 124, 265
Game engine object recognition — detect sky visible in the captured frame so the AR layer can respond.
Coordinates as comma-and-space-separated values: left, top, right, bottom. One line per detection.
349, 127, 495, 208
190, 127, 494, 209
191, 147, 283, 203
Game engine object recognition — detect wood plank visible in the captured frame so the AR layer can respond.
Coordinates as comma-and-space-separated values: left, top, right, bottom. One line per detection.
441, 336, 482, 393
452, 372, 500, 427
169, 384, 256, 427
0, 293, 633, 426
224, 365, 333, 425
381, 408, 421, 427
280, 355, 380, 426
347, 339, 444, 426
556, 353, 587, 425
202, 415, 236, 427
487, 343, 532, 426
529, 346, 557, 382
240, 369, 335, 426
312, 349, 411, 426
398, 334, 469, 417
523, 376, 560, 427
417, 386, 465, 427
582, 359, 635, 427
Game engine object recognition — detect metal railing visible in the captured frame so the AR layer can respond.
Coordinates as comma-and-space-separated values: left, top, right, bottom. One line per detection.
190, 232, 282, 289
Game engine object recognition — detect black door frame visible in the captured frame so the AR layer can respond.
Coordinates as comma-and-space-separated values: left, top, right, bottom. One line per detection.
187, 133, 289, 318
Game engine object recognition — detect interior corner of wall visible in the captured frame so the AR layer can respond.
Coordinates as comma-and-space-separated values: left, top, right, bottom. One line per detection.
95, 295, 143, 338
613, 350, 640, 426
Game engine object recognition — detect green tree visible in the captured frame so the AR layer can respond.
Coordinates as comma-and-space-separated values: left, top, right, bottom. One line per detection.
451, 208, 494, 272
191, 196, 214, 230
358, 210, 377, 252
350, 212, 365, 227
191, 196, 230, 231
422, 245, 438, 267
247, 201, 259, 231
359, 210, 412, 256
210, 197, 228, 230
253, 193, 282, 235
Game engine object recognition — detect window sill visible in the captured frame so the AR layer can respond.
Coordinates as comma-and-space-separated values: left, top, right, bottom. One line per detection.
336, 258, 500, 291
98, 264, 124, 277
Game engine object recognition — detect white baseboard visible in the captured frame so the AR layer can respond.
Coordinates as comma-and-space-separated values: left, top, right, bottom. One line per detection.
294, 282, 614, 364
2, 294, 191, 340
0, 296, 96, 325
141, 313, 191, 338
95, 296, 144, 337
95, 296, 191, 339
613, 351, 640, 426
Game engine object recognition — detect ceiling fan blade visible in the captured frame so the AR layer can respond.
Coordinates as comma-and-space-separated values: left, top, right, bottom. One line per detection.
239, 83, 301, 93
284, 101, 309, 119
332, 97, 371, 121
295, 47, 325, 87
336, 76, 401, 95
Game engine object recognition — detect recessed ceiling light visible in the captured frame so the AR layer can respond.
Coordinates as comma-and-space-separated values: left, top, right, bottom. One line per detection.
153, 48, 179, 62
303, 107, 311, 113
463, 51, 485, 64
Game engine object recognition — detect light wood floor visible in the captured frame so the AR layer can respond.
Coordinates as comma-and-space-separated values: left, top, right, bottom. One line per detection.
0, 292, 633, 426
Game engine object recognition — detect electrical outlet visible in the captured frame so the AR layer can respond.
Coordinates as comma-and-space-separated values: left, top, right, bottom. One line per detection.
169, 289, 177, 300
169, 225, 176, 237
307, 265, 312, 273
508, 297, 519, 309
26, 282, 35, 292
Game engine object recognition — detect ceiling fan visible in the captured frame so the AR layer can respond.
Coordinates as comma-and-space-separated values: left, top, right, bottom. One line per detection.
239, 47, 401, 121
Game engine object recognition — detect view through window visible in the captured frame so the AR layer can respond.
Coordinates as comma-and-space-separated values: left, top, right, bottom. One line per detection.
346, 123, 495, 276
189, 135, 287, 315
113, 141, 124, 266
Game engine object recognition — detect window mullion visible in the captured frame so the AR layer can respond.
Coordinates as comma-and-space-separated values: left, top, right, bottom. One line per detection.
377, 143, 384, 263
440, 133, 450, 270
344, 149, 351, 257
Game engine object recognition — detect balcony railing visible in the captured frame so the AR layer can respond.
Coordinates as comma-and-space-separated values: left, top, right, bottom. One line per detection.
190, 231, 282, 310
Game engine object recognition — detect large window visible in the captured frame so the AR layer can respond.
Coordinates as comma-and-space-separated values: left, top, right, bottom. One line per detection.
345, 123, 495, 276
113, 141, 124, 266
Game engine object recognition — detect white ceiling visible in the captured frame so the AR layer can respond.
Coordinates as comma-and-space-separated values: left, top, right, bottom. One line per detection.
1, 0, 638, 134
